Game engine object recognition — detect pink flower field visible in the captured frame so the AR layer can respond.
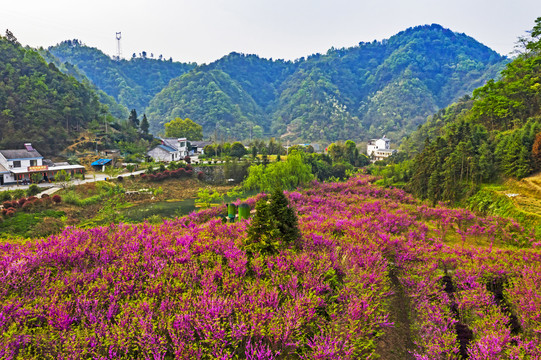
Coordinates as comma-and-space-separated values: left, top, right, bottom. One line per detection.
1, 175, 540, 359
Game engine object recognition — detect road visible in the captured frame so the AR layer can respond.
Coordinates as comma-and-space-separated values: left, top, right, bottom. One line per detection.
0, 158, 218, 196
0, 170, 148, 197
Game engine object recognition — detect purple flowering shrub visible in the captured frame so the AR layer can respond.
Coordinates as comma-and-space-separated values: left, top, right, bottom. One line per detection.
0, 175, 540, 359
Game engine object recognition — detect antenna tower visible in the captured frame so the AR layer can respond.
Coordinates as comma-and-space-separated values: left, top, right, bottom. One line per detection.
115, 32, 122, 59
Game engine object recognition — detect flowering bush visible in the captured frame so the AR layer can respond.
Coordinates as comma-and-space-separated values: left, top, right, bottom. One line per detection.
2, 200, 16, 209
142, 165, 193, 182
0, 175, 539, 358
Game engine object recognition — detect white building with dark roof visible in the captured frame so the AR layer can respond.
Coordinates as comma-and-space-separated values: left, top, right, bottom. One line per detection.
147, 138, 190, 163
367, 136, 397, 162
0, 143, 85, 185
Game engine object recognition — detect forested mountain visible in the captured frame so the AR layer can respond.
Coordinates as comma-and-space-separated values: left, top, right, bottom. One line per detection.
39, 49, 129, 119
146, 24, 506, 141
0, 32, 116, 155
48, 40, 195, 114
390, 17, 541, 204
146, 69, 267, 136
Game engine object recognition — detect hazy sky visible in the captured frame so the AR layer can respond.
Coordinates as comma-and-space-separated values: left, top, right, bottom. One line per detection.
2, 0, 541, 64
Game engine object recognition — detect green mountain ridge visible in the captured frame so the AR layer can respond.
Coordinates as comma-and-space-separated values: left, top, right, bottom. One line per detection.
383, 17, 541, 207
144, 24, 507, 142
0, 34, 118, 156
146, 69, 267, 136
48, 40, 196, 114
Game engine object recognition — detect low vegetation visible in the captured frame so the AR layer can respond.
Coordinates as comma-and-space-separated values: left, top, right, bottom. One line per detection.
1, 175, 540, 358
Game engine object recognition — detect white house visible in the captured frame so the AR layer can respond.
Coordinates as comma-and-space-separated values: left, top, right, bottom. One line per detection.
147, 138, 190, 163
0, 143, 85, 185
367, 135, 397, 162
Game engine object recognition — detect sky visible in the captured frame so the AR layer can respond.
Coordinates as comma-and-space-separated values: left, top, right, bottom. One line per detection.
2, 0, 541, 64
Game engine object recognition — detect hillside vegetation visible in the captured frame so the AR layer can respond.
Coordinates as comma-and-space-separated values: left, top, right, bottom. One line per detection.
48, 40, 195, 114
0, 33, 115, 155
1, 176, 539, 358
146, 24, 506, 141
394, 18, 541, 205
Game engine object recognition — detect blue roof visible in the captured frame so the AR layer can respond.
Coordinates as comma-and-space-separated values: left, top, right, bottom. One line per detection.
158, 144, 177, 153
91, 159, 112, 166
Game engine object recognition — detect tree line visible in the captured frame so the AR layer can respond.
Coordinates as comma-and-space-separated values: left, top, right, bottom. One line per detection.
382, 17, 541, 205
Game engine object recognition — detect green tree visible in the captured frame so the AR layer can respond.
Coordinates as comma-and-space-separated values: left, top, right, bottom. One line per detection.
244, 152, 313, 192
164, 117, 203, 140
244, 188, 300, 257
344, 140, 357, 164
195, 187, 222, 208
327, 143, 344, 163
268, 187, 300, 247
140, 114, 150, 134
128, 109, 139, 128
230, 142, 247, 158
55, 169, 71, 188
244, 198, 280, 256
253, 125, 263, 138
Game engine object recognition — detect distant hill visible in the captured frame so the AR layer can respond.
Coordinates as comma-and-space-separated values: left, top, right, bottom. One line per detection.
145, 24, 507, 141
48, 40, 196, 114
39, 48, 130, 120
0, 33, 117, 156
387, 17, 541, 204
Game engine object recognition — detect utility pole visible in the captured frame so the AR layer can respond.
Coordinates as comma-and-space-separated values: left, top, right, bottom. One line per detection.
115, 32, 122, 60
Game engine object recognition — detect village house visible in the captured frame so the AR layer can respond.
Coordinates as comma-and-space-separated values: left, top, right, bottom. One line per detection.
367, 135, 397, 162
147, 138, 212, 162
147, 138, 190, 163
0, 143, 85, 185
189, 141, 212, 155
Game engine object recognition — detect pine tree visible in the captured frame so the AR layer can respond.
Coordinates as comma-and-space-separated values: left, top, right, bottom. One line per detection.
244, 188, 300, 257
531, 132, 541, 171
244, 198, 280, 256
140, 114, 150, 134
269, 187, 300, 247
128, 109, 139, 128
516, 145, 533, 179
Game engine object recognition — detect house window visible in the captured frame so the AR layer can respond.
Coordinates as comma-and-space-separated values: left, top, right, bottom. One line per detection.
13, 161, 21, 168
30, 160, 37, 166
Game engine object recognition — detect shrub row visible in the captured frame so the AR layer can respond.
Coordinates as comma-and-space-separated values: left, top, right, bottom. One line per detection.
1, 194, 61, 218
0, 184, 41, 202
141, 166, 194, 182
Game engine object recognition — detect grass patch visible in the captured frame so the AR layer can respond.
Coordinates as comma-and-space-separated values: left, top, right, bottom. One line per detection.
467, 187, 541, 238
0, 210, 65, 238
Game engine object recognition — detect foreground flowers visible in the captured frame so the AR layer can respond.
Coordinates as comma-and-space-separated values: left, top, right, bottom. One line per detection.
0, 175, 539, 359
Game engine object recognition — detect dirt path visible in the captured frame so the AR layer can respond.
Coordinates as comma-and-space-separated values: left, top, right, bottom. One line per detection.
375, 268, 416, 360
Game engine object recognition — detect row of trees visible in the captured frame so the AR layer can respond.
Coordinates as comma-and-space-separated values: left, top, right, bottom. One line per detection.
402, 17, 541, 204
242, 140, 368, 192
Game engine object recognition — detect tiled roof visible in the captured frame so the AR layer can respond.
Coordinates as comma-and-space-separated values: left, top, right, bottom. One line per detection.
190, 141, 211, 148
162, 138, 180, 149
0, 149, 43, 159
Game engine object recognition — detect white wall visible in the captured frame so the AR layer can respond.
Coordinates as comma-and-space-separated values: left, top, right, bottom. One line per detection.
148, 147, 175, 162
6, 158, 42, 170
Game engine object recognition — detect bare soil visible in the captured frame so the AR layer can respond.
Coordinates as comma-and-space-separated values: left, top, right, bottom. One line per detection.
375, 268, 416, 359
